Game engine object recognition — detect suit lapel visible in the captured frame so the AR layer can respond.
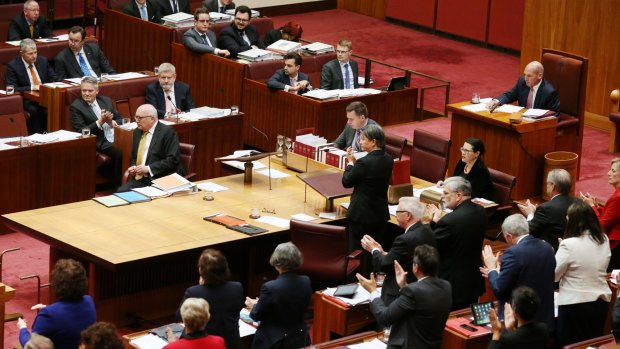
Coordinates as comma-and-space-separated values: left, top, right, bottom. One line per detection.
335, 62, 345, 88
68, 49, 83, 76
146, 123, 163, 162
80, 98, 98, 122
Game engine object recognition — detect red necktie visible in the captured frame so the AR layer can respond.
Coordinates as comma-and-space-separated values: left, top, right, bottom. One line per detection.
526, 88, 533, 108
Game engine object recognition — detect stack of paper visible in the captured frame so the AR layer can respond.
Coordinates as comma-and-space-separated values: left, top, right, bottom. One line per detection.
186, 106, 230, 120
162, 12, 194, 27
225, 9, 260, 17
105, 72, 149, 81
151, 173, 193, 193
300, 42, 334, 54
209, 12, 232, 22
266, 39, 301, 54
238, 48, 281, 62
324, 284, 371, 306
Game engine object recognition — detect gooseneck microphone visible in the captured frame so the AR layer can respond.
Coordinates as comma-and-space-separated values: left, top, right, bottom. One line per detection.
166, 95, 180, 122
249, 122, 271, 190
9, 117, 23, 147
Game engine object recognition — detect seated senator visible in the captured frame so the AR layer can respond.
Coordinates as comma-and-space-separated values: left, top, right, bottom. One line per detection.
263, 21, 303, 46
146, 63, 195, 119
123, 0, 161, 23
217, 5, 265, 58
7, 0, 52, 41
448, 137, 495, 201
183, 8, 230, 57
487, 61, 560, 115
320, 39, 359, 90
116, 104, 184, 192
55, 26, 116, 80
153, 0, 189, 17
333, 101, 378, 150
267, 52, 311, 94
203, 0, 235, 13
165, 298, 226, 349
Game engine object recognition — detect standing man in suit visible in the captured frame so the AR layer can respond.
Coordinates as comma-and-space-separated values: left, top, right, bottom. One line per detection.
267, 52, 311, 94
481, 214, 556, 333
183, 8, 230, 57
427, 176, 487, 310
123, 0, 161, 23
54, 26, 116, 80
357, 245, 452, 349
217, 5, 264, 58
7, 0, 52, 41
487, 61, 560, 115
320, 39, 359, 90
145, 63, 195, 119
361, 197, 436, 306
70, 76, 123, 186
203, 0, 235, 13
116, 104, 184, 192
518, 168, 580, 251
154, 0, 189, 17
6, 38, 57, 134
333, 101, 378, 150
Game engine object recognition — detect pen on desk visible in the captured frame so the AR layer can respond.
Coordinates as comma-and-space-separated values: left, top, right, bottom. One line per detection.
204, 212, 221, 218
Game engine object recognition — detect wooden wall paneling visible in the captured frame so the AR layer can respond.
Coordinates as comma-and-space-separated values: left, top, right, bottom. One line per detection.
487, 0, 524, 51
383, 87, 418, 125
0, 147, 38, 216
338, 0, 386, 19
386, 0, 437, 29
203, 54, 246, 109
521, 0, 620, 117
171, 43, 207, 107
436, 0, 489, 41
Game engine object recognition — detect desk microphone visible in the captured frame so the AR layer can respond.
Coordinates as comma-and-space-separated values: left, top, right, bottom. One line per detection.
249, 122, 271, 190
166, 95, 180, 122
9, 117, 23, 147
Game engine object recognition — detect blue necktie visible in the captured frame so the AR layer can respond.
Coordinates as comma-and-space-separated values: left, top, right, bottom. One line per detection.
219, 6, 224, 13
344, 63, 351, 89
140, 5, 148, 20
78, 53, 92, 77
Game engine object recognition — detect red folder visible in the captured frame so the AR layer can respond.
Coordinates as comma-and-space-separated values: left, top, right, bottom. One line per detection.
445, 317, 491, 337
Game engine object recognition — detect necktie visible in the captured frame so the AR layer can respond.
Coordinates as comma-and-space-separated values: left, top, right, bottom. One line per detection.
172, 0, 178, 12
28, 64, 40, 86
140, 5, 148, 20
201, 34, 211, 46
240, 31, 250, 46
526, 87, 534, 108
219, 6, 224, 13
135, 131, 148, 180
29, 24, 34, 38
290, 77, 297, 94
344, 63, 351, 89
78, 53, 92, 77
165, 90, 174, 114
354, 129, 361, 151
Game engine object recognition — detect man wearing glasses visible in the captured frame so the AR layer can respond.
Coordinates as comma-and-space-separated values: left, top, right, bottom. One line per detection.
183, 8, 230, 57
7, 0, 52, 41
54, 26, 116, 80
217, 5, 264, 58
320, 39, 359, 90
116, 104, 184, 192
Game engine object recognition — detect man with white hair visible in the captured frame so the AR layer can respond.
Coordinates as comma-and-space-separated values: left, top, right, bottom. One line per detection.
145, 62, 195, 119
7, 0, 52, 40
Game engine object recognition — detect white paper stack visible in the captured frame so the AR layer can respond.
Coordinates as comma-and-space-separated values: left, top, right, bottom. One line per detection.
162, 12, 194, 27
187, 106, 230, 119
266, 39, 301, 54
301, 42, 334, 55
238, 48, 281, 62
225, 9, 260, 17
209, 12, 232, 22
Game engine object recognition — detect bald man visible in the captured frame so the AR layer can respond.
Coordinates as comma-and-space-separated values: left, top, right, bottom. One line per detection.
487, 61, 560, 115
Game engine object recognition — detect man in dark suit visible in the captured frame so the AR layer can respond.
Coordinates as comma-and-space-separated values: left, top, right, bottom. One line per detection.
320, 39, 359, 90
6, 39, 57, 133
7, 0, 52, 41
153, 0, 189, 17
145, 63, 195, 119
518, 168, 580, 250
488, 287, 550, 349
54, 26, 116, 80
70, 76, 123, 185
116, 104, 184, 192
481, 214, 556, 333
123, 0, 161, 23
357, 245, 452, 349
428, 176, 487, 310
361, 196, 436, 306
203, 0, 235, 13
488, 60, 560, 115
182, 8, 230, 57
267, 52, 311, 94
333, 101, 379, 150
217, 5, 264, 58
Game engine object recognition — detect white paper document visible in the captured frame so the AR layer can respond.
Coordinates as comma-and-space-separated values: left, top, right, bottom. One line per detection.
290, 213, 317, 222
239, 319, 257, 337
197, 182, 229, 192
27, 133, 59, 143
495, 104, 523, 113
130, 334, 167, 349
388, 204, 398, 216
132, 186, 170, 198
460, 103, 488, 112
256, 168, 290, 178
340, 202, 350, 209
319, 212, 336, 220
522, 108, 550, 117
255, 216, 290, 228
0, 143, 17, 150
106, 72, 148, 81
347, 338, 387, 349
324, 285, 372, 306
49, 129, 81, 141
222, 160, 266, 171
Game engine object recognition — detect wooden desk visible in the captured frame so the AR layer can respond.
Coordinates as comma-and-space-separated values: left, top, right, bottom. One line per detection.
448, 102, 558, 199
0, 283, 16, 346
443, 308, 492, 349
307, 331, 382, 348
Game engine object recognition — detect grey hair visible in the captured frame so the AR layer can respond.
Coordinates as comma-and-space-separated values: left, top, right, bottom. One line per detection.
399, 196, 425, 220
443, 176, 472, 197
269, 242, 303, 271
362, 124, 386, 149
24, 333, 54, 349
180, 298, 210, 332
20, 38, 37, 52
24, 0, 38, 10
81, 76, 99, 88
502, 214, 529, 237
158, 62, 176, 74
547, 169, 571, 195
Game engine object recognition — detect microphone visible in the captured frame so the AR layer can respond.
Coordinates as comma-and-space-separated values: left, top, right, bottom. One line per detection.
9, 117, 23, 147
166, 95, 180, 122
249, 122, 271, 190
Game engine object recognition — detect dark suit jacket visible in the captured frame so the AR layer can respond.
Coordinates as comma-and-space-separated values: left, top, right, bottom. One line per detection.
129, 122, 184, 178
6, 56, 57, 92
249, 272, 312, 349
203, 0, 235, 13
176, 281, 244, 349
70, 96, 122, 152
333, 118, 378, 150
452, 158, 496, 202
488, 322, 549, 349
7, 13, 52, 41
342, 149, 393, 225
122, 0, 161, 23
487, 235, 556, 331
496, 77, 560, 115
432, 199, 487, 305
217, 23, 264, 58
267, 69, 311, 94
372, 222, 436, 306
145, 81, 195, 119
320, 58, 359, 90
529, 194, 581, 250
263, 29, 282, 47
370, 277, 452, 349
54, 44, 116, 80
153, 0, 189, 16
182, 28, 219, 54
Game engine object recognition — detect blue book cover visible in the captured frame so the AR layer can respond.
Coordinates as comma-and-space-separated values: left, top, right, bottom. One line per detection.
114, 191, 151, 203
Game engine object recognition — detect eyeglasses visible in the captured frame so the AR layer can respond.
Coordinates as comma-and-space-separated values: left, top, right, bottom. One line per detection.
135, 115, 154, 120
68, 39, 83, 45
196, 19, 211, 23
460, 147, 473, 153
234, 18, 249, 23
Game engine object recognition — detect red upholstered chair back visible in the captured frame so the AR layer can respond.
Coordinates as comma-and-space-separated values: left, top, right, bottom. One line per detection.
541, 49, 588, 118
410, 128, 451, 183
0, 95, 28, 137
314, 52, 337, 88
179, 142, 196, 180
246, 59, 284, 82
290, 220, 360, 284
384, 132, 407, 160
174, 26, 192, 44
0, 4, 24, 41
488, 167, 516, 211
210, 17, 274, 39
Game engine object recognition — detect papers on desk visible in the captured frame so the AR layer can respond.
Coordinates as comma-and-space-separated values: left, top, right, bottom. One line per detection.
460, 103, 488, 113
183, 106, 230, 120
472, 197, 495, 206
209, 12, 232, 22
318, 212, 336, 220
300, 42, 334, 55
159, 119, 175, 125
152, 173, 193, 192
324, 284, 372, 306
302, 88, 381, 100
413, 185, 442, 198
254, 216, 290, 228
388, 204, 398, 216
5, 40, 21, 46
130, 333, 167, 349
238, 48, 282, 62
162, 12, 194, 27
197, 182, 229, 192
290, 213, 317, 222
256, 168, 290, 178
223, 160, 267, 171
340, 202, 350, 210
494, 104, 523, 113
44, 82, 75, 88
27, 133, 59, 143
132, 186, 169, 198
267, 39, 302, 54
0, 142, 17, 150
302, 89, 340, 99
63, 78, 84, 85
522, 108, 550, 118
347, 339, 387, 349
105, 72, 149, 81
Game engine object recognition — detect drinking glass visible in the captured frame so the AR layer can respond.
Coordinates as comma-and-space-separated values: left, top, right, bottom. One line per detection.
231, 105, 239, 114
82, 128, 90, 137
250, 207, 260, 219
276, 134, 284, 152
203, 190, 214, 201
122, 118, 131, 128
6, 85, 15, 95
284, 137, 292, 151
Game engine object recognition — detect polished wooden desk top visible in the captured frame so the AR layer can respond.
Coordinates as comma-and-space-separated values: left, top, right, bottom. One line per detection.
0, 283, 15, 303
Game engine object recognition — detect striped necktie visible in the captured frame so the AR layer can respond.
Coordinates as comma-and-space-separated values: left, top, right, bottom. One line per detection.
78, 53, 92, 77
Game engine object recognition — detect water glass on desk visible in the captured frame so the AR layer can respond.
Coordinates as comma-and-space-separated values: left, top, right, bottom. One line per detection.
122, 118, 131, 128
6, 85, 14, 95
231, 105, 239, 114
100, 73, 109, 82
82, 128, 90, 137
